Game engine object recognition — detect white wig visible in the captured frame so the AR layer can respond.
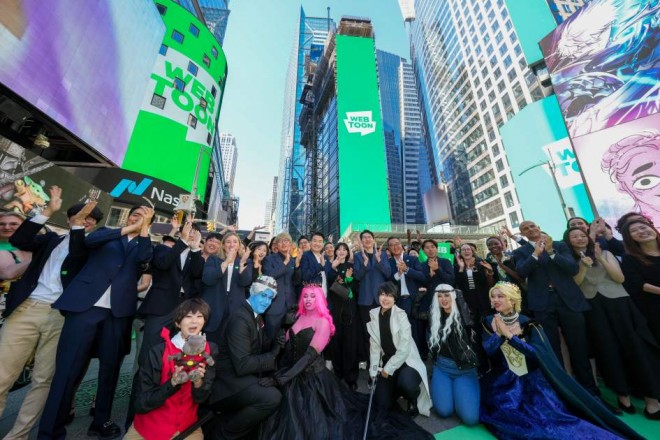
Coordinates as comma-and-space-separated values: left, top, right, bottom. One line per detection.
428, 284, 464, 351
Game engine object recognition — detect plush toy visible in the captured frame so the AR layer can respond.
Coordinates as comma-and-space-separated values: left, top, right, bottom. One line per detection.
169, 334, 215, 385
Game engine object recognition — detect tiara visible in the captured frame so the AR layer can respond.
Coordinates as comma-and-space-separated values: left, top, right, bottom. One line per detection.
254, 275, 277, 291
494, 281, 521, 295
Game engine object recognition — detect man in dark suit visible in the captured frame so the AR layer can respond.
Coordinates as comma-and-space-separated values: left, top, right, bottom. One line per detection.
38, 205, 154, 440
136, 220, 203, 366
263, 232, 297, 346
0, 186, 101, 439
513, 220, 602, 398
209, 275, 282, 440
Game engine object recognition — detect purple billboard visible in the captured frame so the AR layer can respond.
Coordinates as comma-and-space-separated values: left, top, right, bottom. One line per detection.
540, 0, 660, 138
0, 0, 165, 164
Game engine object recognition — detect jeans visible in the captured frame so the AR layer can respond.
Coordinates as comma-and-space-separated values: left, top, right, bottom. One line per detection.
431, 356, 480, 426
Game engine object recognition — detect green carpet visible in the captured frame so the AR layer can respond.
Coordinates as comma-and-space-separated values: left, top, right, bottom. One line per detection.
432, 386, 659, 439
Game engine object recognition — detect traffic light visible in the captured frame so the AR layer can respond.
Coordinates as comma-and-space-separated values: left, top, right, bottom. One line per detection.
207, 221, 215, 232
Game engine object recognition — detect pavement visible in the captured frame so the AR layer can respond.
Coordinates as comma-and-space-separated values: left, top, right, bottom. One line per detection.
0, 343, 460, 439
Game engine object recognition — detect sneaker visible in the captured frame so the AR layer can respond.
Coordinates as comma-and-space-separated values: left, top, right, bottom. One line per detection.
359, 361, 367, 370
87, 421, 121, 440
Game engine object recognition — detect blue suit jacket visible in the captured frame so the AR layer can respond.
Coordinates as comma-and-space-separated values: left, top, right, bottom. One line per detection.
4, 219, 88, 318
263, 252, 297, 314
201, 256, 253, 332
138, 239, 204, 318
513, 240, 589, 313
353, 251, 391, 306
300, 251, 332, 285
52, 227, 153, 318
420, 257, 455, 291
388, 254, 426, 300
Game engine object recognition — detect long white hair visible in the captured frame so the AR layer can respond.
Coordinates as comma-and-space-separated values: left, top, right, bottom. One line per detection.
428, 285, 464, 351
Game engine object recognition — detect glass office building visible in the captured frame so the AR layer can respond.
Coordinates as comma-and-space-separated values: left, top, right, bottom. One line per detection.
275, 8, 334, 238
410, 0, 547, 228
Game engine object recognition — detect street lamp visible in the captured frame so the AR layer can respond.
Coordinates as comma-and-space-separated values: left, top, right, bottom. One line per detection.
519, 156, 572, 220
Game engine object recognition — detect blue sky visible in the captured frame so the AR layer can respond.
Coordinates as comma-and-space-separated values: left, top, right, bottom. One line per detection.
219, 0, 409, 228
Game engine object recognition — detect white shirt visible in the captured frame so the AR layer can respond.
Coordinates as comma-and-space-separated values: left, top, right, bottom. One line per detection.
315, 253, 328, 296
180, 246, 190, 293
29, 215, 84, 304
393, 255, 410, 297
225, 259, 235, 292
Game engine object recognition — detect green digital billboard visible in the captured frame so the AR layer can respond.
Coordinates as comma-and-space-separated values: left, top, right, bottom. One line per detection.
121, 0, 227, 200
335, 35, 392, 234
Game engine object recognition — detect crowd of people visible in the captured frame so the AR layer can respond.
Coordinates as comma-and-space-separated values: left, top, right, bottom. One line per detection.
0, 184, 658, 439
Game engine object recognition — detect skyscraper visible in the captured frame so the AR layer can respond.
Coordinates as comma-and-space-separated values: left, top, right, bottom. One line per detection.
219, 132, 238, 194
298, 17, 392, 238
198, 0, 231, 45
399, 61, 429, 224
275, 7, 334, 239
409, 0, 547, 229
547, 0, 588, 23
376, 50, 405, 225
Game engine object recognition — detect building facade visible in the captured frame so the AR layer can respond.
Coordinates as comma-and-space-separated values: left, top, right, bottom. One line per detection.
376, 50, 405, 225
275, 7, 334, 239
218, 132, 237, 194
299, 18, 392, 238
410, 0, 549, 229
547, 0, 588, 23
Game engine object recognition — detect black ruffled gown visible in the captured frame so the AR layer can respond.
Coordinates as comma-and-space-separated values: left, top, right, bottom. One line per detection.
258, 327, 433, 440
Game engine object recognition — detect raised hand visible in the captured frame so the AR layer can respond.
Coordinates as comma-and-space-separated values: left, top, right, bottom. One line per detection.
225, 247, 238, 263
454, 235, 463, 248
480, 261, 493, 272
533, 239, 545, 257
346, 267, 353, 278
171, 214, 181, 233
397, 260, 407, 275
70, 200, 98, 227
594, 242, 603, 261
189, 229, 202, 250
331, 257, 341, 269
42, 186, 63, 217
455, 253, 465, 269
360, 242, 369, 267
240, 245, 250, 266
180, 221, 193, 242
374, 242, 383, 263
428, 257, 439, 272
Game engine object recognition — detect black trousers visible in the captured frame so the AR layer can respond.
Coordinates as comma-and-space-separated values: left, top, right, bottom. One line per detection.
38, 307, 132, 440
330, 300, 362, 385
210, 383, 281, 440
533, 293, 599, 396
373, 364, 421, 411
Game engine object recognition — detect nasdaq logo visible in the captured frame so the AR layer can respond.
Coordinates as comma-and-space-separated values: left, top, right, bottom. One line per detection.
344, 111, 376, 136
110, 178, 153, 198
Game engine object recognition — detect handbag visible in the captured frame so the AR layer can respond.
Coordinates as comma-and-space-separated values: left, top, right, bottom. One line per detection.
330, 280, 350, 300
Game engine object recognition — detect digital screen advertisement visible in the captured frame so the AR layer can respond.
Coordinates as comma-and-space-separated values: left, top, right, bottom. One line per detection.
336, 34, 392, 234
0, 0, 165, 165
540, 0, 659, 226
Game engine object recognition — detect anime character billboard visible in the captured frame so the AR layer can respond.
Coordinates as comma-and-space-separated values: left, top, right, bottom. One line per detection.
572, 112, 660, 228
540, 0, 660, 138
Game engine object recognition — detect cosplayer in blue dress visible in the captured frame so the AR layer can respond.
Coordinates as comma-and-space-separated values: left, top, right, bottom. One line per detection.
480, 282, 641, 440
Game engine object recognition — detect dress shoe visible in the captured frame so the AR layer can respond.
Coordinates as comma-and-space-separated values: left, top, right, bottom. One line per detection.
87, 421, 121, 439
644, 408, 660, 420
599, 398, 623, 416
618, 400, 636, 415
406, 401, 419, 417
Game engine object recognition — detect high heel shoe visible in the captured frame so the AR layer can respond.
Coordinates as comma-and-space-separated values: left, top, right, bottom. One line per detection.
618, 399, 636, 415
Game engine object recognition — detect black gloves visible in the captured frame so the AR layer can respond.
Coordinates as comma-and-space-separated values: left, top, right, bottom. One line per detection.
270, 329, 287, 357
272, 347, 319, 387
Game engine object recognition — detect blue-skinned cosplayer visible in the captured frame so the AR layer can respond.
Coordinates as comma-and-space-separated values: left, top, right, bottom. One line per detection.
480, 282, 642, 440
207, 275, 284, 440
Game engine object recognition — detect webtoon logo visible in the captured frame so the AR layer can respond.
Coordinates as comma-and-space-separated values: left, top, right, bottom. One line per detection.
344, 111, 376, 136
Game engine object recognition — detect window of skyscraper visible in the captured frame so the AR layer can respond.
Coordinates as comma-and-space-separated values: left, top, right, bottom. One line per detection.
188, 61, 198, 76
207, 133, 212, 145
504, 192, 514, 208
159, 44, 168, 56
189, 24, 200, 37
500, 175, 509, 188
187, 114, 197, 128
200, 97, 207, 109
496, 159, 504, 172
509, 212, 520, 228
211, 47, 218, 59
203, 54, 211, 67
211, 85, 217, 98
172, 30, 184, 44
150, 94, 166, 109
173, 78, 185, 91
156, 3, 167, 15
492, 143, 500, 156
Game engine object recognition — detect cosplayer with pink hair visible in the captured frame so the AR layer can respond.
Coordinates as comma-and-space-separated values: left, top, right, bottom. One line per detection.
291, 284, 335, 353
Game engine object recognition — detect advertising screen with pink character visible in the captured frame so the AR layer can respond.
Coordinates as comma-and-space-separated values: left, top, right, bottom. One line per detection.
540, 0, 660, 226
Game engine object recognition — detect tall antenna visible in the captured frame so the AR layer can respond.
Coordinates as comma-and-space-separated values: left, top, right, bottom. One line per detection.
327, 6, 331, 31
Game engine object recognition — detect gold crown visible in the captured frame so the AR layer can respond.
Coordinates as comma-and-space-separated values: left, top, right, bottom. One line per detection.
494, 281, 521, 295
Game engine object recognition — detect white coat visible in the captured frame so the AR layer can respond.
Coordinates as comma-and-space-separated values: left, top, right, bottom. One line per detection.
366, 305, 432, 417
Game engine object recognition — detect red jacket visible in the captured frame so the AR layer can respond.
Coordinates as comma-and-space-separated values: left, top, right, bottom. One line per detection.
133, 328, 213, 439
